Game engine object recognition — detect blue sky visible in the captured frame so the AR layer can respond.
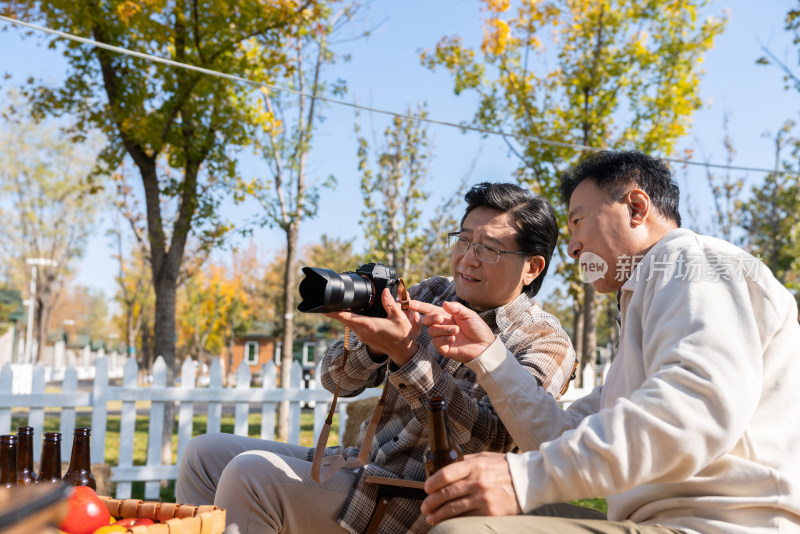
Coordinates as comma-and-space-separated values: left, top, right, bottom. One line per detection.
1, 0, 797, 304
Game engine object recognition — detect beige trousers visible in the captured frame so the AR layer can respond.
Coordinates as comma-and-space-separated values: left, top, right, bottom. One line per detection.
176, 433, 352, 534
429, 503, 685, 534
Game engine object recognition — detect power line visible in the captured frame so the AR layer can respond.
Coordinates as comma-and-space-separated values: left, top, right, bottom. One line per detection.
0, 14, 795, 177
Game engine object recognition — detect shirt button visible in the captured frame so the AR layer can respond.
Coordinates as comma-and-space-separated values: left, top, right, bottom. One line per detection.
398, 383, 406, 389
392, 436, 399, 442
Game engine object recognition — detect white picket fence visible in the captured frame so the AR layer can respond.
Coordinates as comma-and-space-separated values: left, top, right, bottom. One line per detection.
0, 355, 380, 500
0, 353, 607, 501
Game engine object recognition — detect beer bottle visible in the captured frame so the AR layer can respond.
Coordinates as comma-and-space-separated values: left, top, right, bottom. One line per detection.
424, 396, 463, 477
0, 435, 18, 488
35, 432, 63, 484
63, 427, 96, 490
16, 426, 36, 485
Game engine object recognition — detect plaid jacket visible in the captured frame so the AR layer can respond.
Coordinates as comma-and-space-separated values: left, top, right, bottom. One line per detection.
312, 276, 576, 534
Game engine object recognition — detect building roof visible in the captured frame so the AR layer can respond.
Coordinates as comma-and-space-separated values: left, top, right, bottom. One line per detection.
238, 321, 275, 340
0, 289, 25, 322
68, 334, 92, 349
47, 328, 68, 344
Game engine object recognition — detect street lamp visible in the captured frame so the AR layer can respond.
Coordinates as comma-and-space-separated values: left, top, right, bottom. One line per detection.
23, 257, 56, 365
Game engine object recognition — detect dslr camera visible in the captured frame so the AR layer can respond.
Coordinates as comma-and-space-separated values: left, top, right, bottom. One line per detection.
297, 263, 400, 318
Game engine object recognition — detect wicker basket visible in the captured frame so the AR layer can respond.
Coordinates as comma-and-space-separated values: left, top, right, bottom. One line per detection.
99, 496, 226, 534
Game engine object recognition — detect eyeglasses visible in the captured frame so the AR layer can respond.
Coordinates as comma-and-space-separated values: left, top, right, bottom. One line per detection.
447, 232, 530, 264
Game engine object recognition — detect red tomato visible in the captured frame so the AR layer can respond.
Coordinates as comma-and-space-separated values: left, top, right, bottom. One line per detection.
59, 486, 112, 534
113, 518, 138, 527
133, 518, 155, 526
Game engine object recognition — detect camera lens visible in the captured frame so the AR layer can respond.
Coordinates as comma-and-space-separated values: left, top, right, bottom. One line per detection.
297, 267, 375, 313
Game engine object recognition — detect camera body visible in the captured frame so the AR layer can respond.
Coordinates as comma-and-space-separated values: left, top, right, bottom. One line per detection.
297, 262, 400, 318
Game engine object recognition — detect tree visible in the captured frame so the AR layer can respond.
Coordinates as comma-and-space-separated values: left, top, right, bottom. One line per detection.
356, 107, 465, 283
5, 0, 327, 380
109, 216, 154, 372
740, 121, 800, 304
406, 182, 468, 282
6, 0, 329, 472
0, 93, 103, 363
423, 0, 726, 382
176, 260, 253, 366
243, 2, 358, 441
746, 5, 800, 306
306, 235, 363, 274
51, 285, 110, 340
693, 114, 745, 242
255, 239, 357, 358
357, 106, 430, 277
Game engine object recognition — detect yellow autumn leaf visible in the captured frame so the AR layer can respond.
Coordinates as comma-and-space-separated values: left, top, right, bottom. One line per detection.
116, 1, 141, 22
481, 18, 511, 56
485, 0, 510, 13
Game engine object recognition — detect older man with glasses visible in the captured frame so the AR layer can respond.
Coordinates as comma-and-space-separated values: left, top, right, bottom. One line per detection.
177, 182, 577, 534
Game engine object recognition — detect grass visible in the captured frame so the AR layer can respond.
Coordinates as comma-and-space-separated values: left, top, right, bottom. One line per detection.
12, 409, 608, 514
570, 498, 608, 514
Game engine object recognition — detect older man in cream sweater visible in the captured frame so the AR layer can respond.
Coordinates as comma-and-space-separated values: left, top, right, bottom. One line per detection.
413, 151, 800, 534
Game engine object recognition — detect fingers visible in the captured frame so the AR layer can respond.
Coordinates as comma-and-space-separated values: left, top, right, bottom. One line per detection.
423, 458, 472, 495
441, 301, 495, 345
421, 311, 455, 327
423, 490, 481, 526
421, 454, 520, 525
426, 324, 459, 339
421, 461, 477, 525
382, 288, 410, 321
408, 310, 422, 334
408, 299, 459, 329
441, 300, 467, 315
382, 287, 398, 311
408, 300, 445, 315
442, 300, 482, 322
323, 311, 356, 324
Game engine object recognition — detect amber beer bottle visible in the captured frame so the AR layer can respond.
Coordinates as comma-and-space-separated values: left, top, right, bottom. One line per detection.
15, 426, 36, 485
0, 434, 18, 488
63, 427, 96, 489
35, 432, 63, 484
424, 396, 464, 477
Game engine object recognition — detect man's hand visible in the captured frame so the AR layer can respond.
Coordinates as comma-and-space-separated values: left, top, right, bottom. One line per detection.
409, 301, 495, 363
421, 452, 522, 526
325, 288, 422, 367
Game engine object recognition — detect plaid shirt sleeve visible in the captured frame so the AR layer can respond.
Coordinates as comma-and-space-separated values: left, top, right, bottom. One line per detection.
319, 334, 388, 397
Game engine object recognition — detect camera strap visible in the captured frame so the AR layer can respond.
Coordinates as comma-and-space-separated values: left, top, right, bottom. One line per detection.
311, 279, 409, 484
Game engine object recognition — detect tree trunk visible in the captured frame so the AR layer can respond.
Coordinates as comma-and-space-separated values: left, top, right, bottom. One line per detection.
140, 314, 153, 377
580, 282, 598, 387
33, 269, 56, 364
139, 155, 196, 475
153, 275, 177, 373
607, 295, 618, 362
153, 270, 178, 474
276, 221, 299, 442
572, 293, 583, 370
